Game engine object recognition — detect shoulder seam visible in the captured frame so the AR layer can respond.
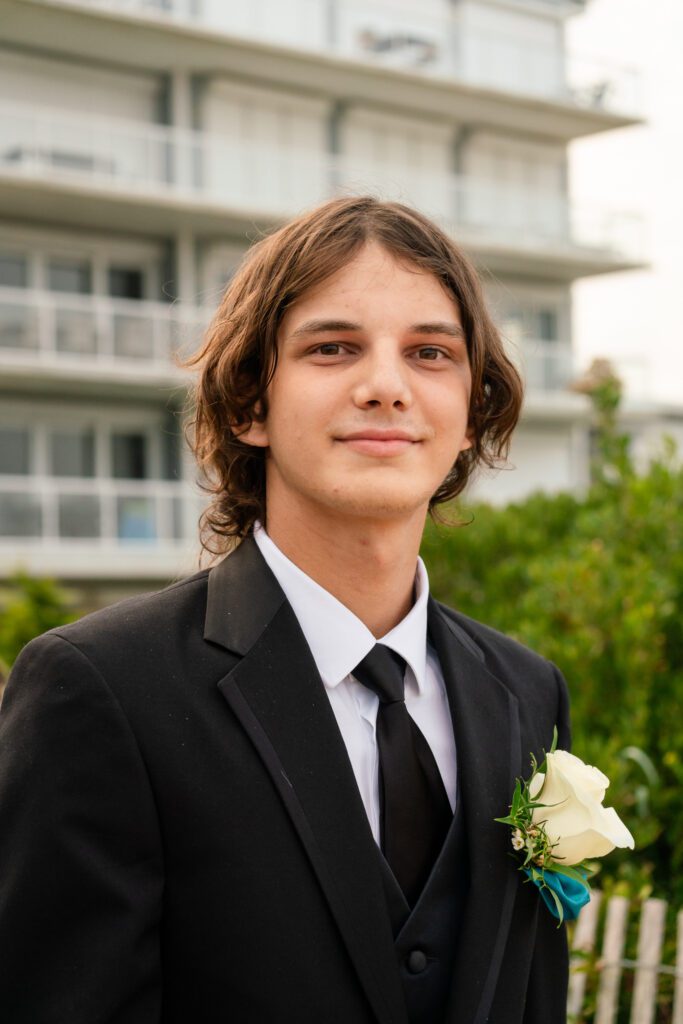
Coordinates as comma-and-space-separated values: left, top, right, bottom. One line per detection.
47, 633, 163, 824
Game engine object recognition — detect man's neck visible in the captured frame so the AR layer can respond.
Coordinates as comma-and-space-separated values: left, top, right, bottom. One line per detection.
263, 507, 426, 639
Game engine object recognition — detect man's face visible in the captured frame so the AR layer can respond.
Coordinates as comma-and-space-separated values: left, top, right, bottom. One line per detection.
243, 242, 473, 526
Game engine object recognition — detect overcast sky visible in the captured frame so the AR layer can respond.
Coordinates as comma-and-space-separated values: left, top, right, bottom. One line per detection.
567, 0, 683, 407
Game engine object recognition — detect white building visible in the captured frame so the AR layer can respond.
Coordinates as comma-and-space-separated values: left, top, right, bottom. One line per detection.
0, 0, 646, 599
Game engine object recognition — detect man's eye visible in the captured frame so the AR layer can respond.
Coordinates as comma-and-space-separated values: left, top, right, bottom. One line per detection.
315, 343, 344, 355
417, 346, 445, 360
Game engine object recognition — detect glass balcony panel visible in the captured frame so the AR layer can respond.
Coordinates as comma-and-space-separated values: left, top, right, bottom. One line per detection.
10, 3, 636, 116
116, 495, 156, 540
521, 344, 574, 392
113, 313, 155, 360
0, 492, 42, 537
337, 0, 450, 75
58, 494, 101, 538
169, 312, 205, 362
55, 308, 98, 355
0, 303, 38, 350
171, 495, 188, 541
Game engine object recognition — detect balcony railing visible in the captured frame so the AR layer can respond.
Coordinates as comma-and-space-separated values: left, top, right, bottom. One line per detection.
0, 103, 646, 265
0, 475, 202, 544
42, 0, 639, 115
0, 286, 206, 374
0, 285, 578, 395
513, 341, 576, 393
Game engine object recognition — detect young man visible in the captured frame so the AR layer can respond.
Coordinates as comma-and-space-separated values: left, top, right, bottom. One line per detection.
0, 198, 571, 1023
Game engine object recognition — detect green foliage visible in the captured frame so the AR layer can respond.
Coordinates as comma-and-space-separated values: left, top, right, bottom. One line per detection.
422, 382, 683, 911
0, 571, 77, 673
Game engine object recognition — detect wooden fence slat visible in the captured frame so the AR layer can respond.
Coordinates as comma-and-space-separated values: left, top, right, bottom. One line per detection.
672, 909, 683, 1024
595, 895, 630, 1024
630, 898, 667, 1024
568, 891, 603, 1021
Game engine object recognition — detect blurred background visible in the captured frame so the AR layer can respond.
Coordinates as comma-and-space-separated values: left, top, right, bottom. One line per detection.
1, 3, 682, 1017
1, 0, 678, 605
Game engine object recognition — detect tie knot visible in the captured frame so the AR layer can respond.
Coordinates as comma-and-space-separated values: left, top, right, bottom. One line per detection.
352, 644, 406, 704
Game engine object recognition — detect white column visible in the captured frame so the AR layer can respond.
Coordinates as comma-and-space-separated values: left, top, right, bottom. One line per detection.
169, 70, 194, 191
175, 230, 197, 308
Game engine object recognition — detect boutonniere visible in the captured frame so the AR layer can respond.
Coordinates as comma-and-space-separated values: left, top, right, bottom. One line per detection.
495, 729, 635, 924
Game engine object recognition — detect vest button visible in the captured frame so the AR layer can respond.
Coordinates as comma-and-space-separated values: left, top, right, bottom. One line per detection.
406, 950, 427, 974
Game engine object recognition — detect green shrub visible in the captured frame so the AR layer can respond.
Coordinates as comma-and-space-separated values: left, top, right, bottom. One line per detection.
422, 384, 682, 908
0, 571, 77, 674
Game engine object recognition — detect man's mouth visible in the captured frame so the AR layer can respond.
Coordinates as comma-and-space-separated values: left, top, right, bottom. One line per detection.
336, 430, 420, 456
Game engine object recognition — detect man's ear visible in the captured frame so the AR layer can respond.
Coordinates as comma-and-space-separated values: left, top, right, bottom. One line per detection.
238, 418, 269, 448
460, 423, 475, 452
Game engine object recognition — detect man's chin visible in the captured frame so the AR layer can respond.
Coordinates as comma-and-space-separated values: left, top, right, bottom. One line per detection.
318, 488, 432, 521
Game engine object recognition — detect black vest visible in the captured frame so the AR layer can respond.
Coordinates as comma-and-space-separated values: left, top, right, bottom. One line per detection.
378, 793, 469, 1024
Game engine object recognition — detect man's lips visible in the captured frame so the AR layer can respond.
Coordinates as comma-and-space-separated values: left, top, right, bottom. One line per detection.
335, 430, 421, 456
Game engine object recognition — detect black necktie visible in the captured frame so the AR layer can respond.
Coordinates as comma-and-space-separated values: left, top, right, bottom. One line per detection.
352, 644, 452, 906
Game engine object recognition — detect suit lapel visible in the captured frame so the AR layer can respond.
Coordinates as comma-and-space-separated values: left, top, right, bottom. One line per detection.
205, 539, 408, 1024
428, 599, 522, 1024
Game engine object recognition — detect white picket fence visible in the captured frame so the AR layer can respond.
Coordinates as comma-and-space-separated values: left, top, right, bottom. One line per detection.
569, 892, 681, 1023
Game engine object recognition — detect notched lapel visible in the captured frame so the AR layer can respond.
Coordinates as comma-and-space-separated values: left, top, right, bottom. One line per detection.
207, 540, 408, 1024
428, 600, 522, 1024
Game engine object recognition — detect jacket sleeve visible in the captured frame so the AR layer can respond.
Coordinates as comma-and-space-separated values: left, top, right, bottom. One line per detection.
0, 632, 164, 1024
522, 661, 572, 1024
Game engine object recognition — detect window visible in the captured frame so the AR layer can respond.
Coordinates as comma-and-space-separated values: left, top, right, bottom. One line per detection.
50, 431, 96, 478
111, 432, 147, 479
0, 303, 37, 351
0, 427, 31, 475
108, 267, 144, 301
498, 301, 564, 345
0, 253, 28, 289
117, 496, 156, 540
538, 309, 559, 343
0, 494, 41, 538
47, 258, 92, 295
58, 495, 100, 538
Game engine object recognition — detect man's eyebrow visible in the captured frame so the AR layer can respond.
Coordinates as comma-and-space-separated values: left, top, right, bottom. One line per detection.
288, 319, 466, 339
289, 319, 362, 337
409, 321, 466, 340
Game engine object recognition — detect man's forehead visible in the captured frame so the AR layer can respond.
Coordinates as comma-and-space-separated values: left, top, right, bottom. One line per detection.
280, 247, 462, 335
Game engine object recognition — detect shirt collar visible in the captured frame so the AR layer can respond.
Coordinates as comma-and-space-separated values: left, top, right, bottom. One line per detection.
252, 523, 429, 694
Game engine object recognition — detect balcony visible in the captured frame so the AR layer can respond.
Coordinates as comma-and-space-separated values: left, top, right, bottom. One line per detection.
514, 341, 576, 393
0, 286, 205, 396
0, 475, 203, 578
0, 103, 646, 280
19, 0, 640, 121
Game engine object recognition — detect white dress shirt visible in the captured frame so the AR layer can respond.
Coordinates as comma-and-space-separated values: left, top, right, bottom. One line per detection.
253, 524, 457, 846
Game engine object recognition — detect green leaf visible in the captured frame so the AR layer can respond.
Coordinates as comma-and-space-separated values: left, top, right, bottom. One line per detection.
546, 885, 565, 926
545, 863, 591, 888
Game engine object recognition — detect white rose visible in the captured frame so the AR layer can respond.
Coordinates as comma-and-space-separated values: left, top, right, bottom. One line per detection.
529, 749, 635, 865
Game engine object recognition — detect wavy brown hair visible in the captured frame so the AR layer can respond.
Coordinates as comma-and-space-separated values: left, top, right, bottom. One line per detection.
185, 196, 523, 555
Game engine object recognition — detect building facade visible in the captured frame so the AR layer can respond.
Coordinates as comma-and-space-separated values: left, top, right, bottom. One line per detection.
0, 0, 646, 598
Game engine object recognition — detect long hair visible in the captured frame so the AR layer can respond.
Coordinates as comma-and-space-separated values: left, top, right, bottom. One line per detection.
185, 196, 523, 556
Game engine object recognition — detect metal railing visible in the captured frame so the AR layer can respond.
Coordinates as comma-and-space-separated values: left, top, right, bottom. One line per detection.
0, 475, 202, 544
0, 102, 646, 263
0, 286, 206, 373
39, 0, 640, 115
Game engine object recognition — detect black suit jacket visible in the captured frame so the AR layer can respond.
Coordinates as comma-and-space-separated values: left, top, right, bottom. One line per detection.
0, 537, 571, 1023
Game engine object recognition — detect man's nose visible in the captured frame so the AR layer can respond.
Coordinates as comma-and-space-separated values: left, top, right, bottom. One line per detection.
351, 346, 413, 409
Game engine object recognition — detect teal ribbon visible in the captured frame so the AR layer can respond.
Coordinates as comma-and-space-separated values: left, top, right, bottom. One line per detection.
525, 868, 591, 921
